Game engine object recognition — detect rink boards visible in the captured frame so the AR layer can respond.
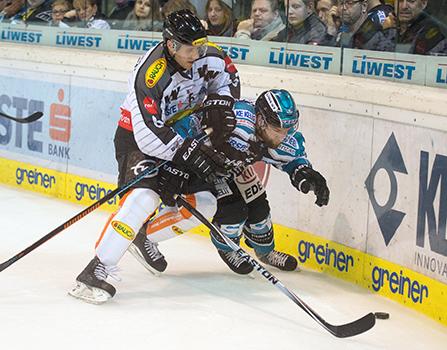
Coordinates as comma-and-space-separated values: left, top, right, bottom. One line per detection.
0, 156, 445, 325
0, 43, 446, 326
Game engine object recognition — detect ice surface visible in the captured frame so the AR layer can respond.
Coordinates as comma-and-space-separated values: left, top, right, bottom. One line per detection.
1, 185, 446, 350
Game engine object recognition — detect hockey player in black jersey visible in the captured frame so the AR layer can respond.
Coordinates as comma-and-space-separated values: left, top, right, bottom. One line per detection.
69, 9, 241, 304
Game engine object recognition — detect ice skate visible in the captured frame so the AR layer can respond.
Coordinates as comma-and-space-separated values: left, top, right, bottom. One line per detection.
256, 250, 299, 271
128, 229, 167, 276
68, 256, 118, 304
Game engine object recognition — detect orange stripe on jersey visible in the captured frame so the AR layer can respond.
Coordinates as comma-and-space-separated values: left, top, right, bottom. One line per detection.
179, 194, 196, 220
146, 211, 183, 234
146, 195, 197, 235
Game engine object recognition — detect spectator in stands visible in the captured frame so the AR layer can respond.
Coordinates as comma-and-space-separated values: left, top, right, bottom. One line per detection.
234, 0, 285, 41
161, 0, 197, 19
108, 0, 134, 29
204, 0, 234, 36
335, 0, 394, 50
316, 0, 340, 35
273, 0, 328, 44
121, 0, 163, 31
385, 0, 447, 55
49, 0, 71, 27
73, 0, 110, 29
0, 0, 24, 22
20, 0, 53, 24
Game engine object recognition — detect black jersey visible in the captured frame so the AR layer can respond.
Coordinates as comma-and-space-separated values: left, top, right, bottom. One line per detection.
116, 42, 240, 161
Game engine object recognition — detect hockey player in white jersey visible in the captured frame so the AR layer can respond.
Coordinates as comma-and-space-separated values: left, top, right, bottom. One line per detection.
133, 89, 330, 275
68, 9, 241, 304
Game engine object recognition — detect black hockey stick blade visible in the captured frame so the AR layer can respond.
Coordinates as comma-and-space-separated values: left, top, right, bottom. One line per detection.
322, 312, 376, 338
176, 195, 377, 338
0, 111, 43, 123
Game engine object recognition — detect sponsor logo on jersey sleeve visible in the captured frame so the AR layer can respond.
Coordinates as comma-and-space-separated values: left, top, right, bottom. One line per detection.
145, 58, 167, 88
111, 221, 136, 240
143, 96, 158, 114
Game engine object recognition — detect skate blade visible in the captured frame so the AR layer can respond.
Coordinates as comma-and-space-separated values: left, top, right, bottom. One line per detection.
68, 282, 112, 305
127, 245, 162, 277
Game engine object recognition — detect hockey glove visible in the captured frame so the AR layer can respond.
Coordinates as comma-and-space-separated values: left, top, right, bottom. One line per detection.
291, 166, 330, 207
173, 138, 227, 183
157, 163, 190, 207
201, 94, 236, 145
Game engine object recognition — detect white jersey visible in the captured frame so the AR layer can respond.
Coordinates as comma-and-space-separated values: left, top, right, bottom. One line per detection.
117, 41, 240, 160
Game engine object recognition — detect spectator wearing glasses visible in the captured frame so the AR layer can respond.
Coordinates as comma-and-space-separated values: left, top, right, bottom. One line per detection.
336, 0, 394, 50
49, 0, 71, 27
122, 0, 163, 31
73, 0, 110, 29
204, 0, 234, 36
234, 0, 285, 41
385, 0, 447, 55
273, 0, 329, 44
316, 0, 340, 36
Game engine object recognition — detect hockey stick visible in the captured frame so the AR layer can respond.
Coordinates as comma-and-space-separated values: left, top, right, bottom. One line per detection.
0, 128, 214, 272
0, 111, 44, 123
0, 160, 167, 273
176, 196, 376, 338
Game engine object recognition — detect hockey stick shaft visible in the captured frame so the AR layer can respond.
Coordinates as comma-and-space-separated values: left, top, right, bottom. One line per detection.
0, 129, 214, 272
176, 196, 376, 338
0, 111, 44, 123
0, 160, 167, 272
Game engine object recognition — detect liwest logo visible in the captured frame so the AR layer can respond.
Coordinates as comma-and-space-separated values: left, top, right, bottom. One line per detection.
269, 47, 333, 71
297, 240, 354, 272
366, 133, 447, 259
216, 44, 249, 61
0, 89, 71, 160
56, 32, 102, 48
74, 182, 117, 205
111, 221, 135, 240
15, 167, 55, 189
117, 34, 159, 52
0, 28, 43, 43
351, 55, 416, 80
371, 266, 428, 303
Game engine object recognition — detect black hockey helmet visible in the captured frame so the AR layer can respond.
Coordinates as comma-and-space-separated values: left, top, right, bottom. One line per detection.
163, 9, 207, 46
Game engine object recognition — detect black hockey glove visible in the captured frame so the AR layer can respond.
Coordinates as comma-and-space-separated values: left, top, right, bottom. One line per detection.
291, 166, 330, 207
157, 163, 190, 207
201, 94, 236, 145
173, 138, 227, 183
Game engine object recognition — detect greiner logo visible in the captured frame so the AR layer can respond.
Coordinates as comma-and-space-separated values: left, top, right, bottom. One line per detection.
111, 221, 135, 240
371, 266, 428, 303
75, 182, 117, 205
16, 167, 56, 189
297, 240, 354, 272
